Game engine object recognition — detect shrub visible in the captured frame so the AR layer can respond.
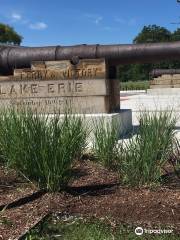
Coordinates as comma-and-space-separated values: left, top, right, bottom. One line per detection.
118, 110, 176, 186
120, 81, 150, 91
0, 108, 88, 191
93, 118, 119, 169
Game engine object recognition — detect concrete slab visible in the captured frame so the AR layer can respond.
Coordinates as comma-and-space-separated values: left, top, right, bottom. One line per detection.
120, 91, 180, 126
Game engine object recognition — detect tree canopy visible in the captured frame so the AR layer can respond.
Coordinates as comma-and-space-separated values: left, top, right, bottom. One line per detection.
0, 23, 22, 45
119, 25, 180, 82
133, 25, 172, 43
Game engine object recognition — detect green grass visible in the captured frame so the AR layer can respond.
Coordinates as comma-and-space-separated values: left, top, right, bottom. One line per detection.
24, 216, 179, 240
0, 108, 88, 191
168, 138, 180, 179
92, 110, 177, 186
92, 118, 119, 169
118, 110, 176, 186
120, 81, 150, 91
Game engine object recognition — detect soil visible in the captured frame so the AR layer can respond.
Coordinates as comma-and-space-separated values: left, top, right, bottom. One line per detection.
0, 160, 180, 239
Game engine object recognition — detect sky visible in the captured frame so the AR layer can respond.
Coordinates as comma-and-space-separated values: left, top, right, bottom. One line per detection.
0, 0, 180, 46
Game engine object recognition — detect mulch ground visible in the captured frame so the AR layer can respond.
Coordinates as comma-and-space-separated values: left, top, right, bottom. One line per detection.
0, 165, 38, 207
0, 160, 180, 239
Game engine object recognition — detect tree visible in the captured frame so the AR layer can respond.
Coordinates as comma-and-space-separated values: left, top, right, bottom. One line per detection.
133, 25, 171, 43
171, 28, 180, 41
119, 25, 180, 82
0, 23, 22, 45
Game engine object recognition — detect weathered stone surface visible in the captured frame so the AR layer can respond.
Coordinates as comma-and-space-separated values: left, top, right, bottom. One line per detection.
0, 59, 120, 113
153, 79, 172, 85
150, 74, 180, 89
16, 59, 106, 80
0, 79, 108, 98
171, 74, 180, 80
0, 96, 110, 114
150, 84, 172, 89
109, 78, 120, 111
160, 75, 172, 80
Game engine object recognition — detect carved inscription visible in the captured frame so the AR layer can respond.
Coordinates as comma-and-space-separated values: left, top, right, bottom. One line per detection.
0, 82, 83, 97
13, 68, 99, 81
2, 96, 109, 113
13, 59, 106, 81
0, 78, 107, 98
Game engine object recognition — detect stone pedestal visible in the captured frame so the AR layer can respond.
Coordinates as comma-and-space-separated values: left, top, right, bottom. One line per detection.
0, 59, 132, 136
150, 74, 180, 89
0, 59, 120, 114
148, 73, 180, 95
59, 109, 132, 143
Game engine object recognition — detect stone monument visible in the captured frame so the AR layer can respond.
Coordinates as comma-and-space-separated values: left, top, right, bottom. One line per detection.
149, 69, 180, 94
2, 41, 180, 136
0, 58, 132, 137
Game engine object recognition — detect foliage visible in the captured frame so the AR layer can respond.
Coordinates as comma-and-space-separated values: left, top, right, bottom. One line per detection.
133, 25, 172, 43
118, 63, 152, 82
169, 28, 180, 42
119, 25, 180, 82
93, 118, 119, 169
0, 23, 22, 45
118, 111, 176, 186
120, 81, 149, 91
0, 108, 88, 191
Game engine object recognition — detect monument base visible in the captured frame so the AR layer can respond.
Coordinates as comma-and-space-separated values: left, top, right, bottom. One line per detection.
59, 109, 132, 144
147, 88, 180, 95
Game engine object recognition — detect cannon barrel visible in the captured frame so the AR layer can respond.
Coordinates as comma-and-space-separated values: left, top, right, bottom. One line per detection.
2, 41, 180, 74
150, 69, 180, 78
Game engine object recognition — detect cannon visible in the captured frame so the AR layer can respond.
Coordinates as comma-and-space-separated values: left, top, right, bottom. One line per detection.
150, 69, 180, 78
2, 41, 180, 75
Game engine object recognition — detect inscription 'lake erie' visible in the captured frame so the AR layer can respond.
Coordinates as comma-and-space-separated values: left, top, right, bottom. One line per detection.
0, 82, 83, 97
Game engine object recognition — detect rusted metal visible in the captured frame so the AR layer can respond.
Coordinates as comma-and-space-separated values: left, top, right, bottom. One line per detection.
2, 41, 180, 75
150, 69, 180, 78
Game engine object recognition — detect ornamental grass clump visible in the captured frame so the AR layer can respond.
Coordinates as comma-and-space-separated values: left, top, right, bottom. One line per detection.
0, 108, 88, 191
93, 118, 119, 169
168, 138, 180, 179
119, 110, 176, 186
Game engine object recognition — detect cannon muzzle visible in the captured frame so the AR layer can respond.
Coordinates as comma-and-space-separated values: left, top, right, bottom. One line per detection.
150, 69, 180, 78
1, 42, 180, 75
